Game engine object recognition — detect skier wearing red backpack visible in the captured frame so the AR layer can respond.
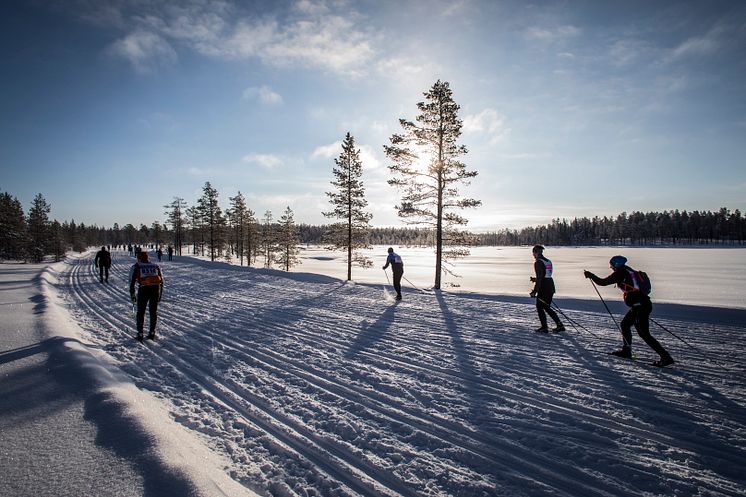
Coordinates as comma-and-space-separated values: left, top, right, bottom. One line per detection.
584, 255, 674, 367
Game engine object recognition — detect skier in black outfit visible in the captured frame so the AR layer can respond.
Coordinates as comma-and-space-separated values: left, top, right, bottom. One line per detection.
94, 246, 112, 283
129, 251, 164, 342
382, 247, 404, 300
584, 255, 674, 367
529, 245, 565, 332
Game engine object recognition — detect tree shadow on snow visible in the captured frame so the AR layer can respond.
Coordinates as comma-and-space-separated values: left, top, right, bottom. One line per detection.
344, 303, 398, 359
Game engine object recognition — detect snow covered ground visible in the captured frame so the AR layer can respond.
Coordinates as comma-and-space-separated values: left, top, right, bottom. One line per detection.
47, 249, 746, 496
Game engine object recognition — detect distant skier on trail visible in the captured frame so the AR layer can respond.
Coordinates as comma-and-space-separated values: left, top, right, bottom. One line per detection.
94, 246, 112, 283
167, 245, 173, 261
383, 247, 404, 300
129, 251, 164, 342
529, 245, 565, 332
584, 255, 674, 367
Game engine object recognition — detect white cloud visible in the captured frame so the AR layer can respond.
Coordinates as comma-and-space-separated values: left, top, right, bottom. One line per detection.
222, 13, 375, 77
242, 85, 284, 105
312, 140, 382, 171
671, 34, 719, 60
93, 1, 377, 77
107, 30, 177, 74
312, 141, 341, 159
525, 25, 580, 43
463, 109, 510, 145
242, 153, 284, 169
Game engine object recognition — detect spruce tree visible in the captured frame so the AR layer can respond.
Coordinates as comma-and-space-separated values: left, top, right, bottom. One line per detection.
323, 132, 373, 280
27, 193, 52, 262
0, 191, 28, 260
384, 80, 481, 289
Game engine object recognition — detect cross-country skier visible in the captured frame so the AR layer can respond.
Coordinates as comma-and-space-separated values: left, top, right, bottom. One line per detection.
94, 246, 112, 283
129, 251, 164, 342
584, 255, 674, 367
382, 247, 404, 300
530, 245, 565, 332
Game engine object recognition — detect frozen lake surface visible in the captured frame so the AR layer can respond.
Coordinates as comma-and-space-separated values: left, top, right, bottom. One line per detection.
294, 246, 746, 310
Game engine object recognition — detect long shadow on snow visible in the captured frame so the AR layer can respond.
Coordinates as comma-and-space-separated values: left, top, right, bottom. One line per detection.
561, 329, 746, 487
344, 303, 398, 360
433, 292, 489, 435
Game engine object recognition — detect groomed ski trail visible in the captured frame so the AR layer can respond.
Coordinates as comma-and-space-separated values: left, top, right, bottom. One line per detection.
58, 250, 746, 497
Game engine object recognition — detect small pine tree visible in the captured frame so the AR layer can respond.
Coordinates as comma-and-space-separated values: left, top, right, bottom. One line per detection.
323, 132, 373, 280
277, 206, 300, 271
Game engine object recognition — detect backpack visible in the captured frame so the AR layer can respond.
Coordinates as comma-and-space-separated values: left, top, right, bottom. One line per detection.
628, 269, 652, 295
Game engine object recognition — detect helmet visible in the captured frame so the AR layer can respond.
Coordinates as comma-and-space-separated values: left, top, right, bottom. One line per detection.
532, 245, 544, 254
609, 255, 627, 268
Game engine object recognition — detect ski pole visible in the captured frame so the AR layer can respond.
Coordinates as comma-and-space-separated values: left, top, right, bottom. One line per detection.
383, 268, 392, 286
589, 280, 631, 348
650, 318, 706, 355
540, 298, 601, 339
402, 275, 431, 293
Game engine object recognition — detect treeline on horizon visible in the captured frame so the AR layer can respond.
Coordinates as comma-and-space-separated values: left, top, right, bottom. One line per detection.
2, 189, 744, 263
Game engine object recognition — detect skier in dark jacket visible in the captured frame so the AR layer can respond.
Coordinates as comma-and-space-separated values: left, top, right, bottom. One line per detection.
383, 247, 404, 300
129, 251, 164, 342
584, 255, 674, 367
530, 245, 565, 332
94, 246, 112, 283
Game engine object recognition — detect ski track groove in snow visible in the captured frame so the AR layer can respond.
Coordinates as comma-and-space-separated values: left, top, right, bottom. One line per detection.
58, 252, 746, 497
67, 258, 414, 497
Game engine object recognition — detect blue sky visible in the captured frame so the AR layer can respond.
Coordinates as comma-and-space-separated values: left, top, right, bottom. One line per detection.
2, 0, 745, 230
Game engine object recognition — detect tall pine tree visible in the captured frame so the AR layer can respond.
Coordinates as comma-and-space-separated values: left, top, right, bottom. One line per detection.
384, 80, 481, 289
323, 132, 373, 280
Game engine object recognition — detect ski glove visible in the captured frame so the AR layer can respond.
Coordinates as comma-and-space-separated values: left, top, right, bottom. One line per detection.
583, 270, 594, 279
130, 293, 136, 304
529, 290, 537, 298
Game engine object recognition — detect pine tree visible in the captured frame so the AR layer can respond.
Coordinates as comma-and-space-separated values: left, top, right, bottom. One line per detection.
384, 80, 481, 289
323, 132, 373, 280
245, 208, 258, 266
164, 197, 188, 256
277, 206, 300, 271
27, 193, 52, 262
261, 210, 276, 268
197, 182, 225, 261
227, 192, 250, 266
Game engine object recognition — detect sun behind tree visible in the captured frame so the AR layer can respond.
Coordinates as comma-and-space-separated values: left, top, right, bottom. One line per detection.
384, 80, 481, 289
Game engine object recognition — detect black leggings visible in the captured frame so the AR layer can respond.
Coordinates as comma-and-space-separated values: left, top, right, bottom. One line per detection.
136, 285, 160, 335
620, 300, 670, 358
392, 269, 403, 297
536, 293, 560, 327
